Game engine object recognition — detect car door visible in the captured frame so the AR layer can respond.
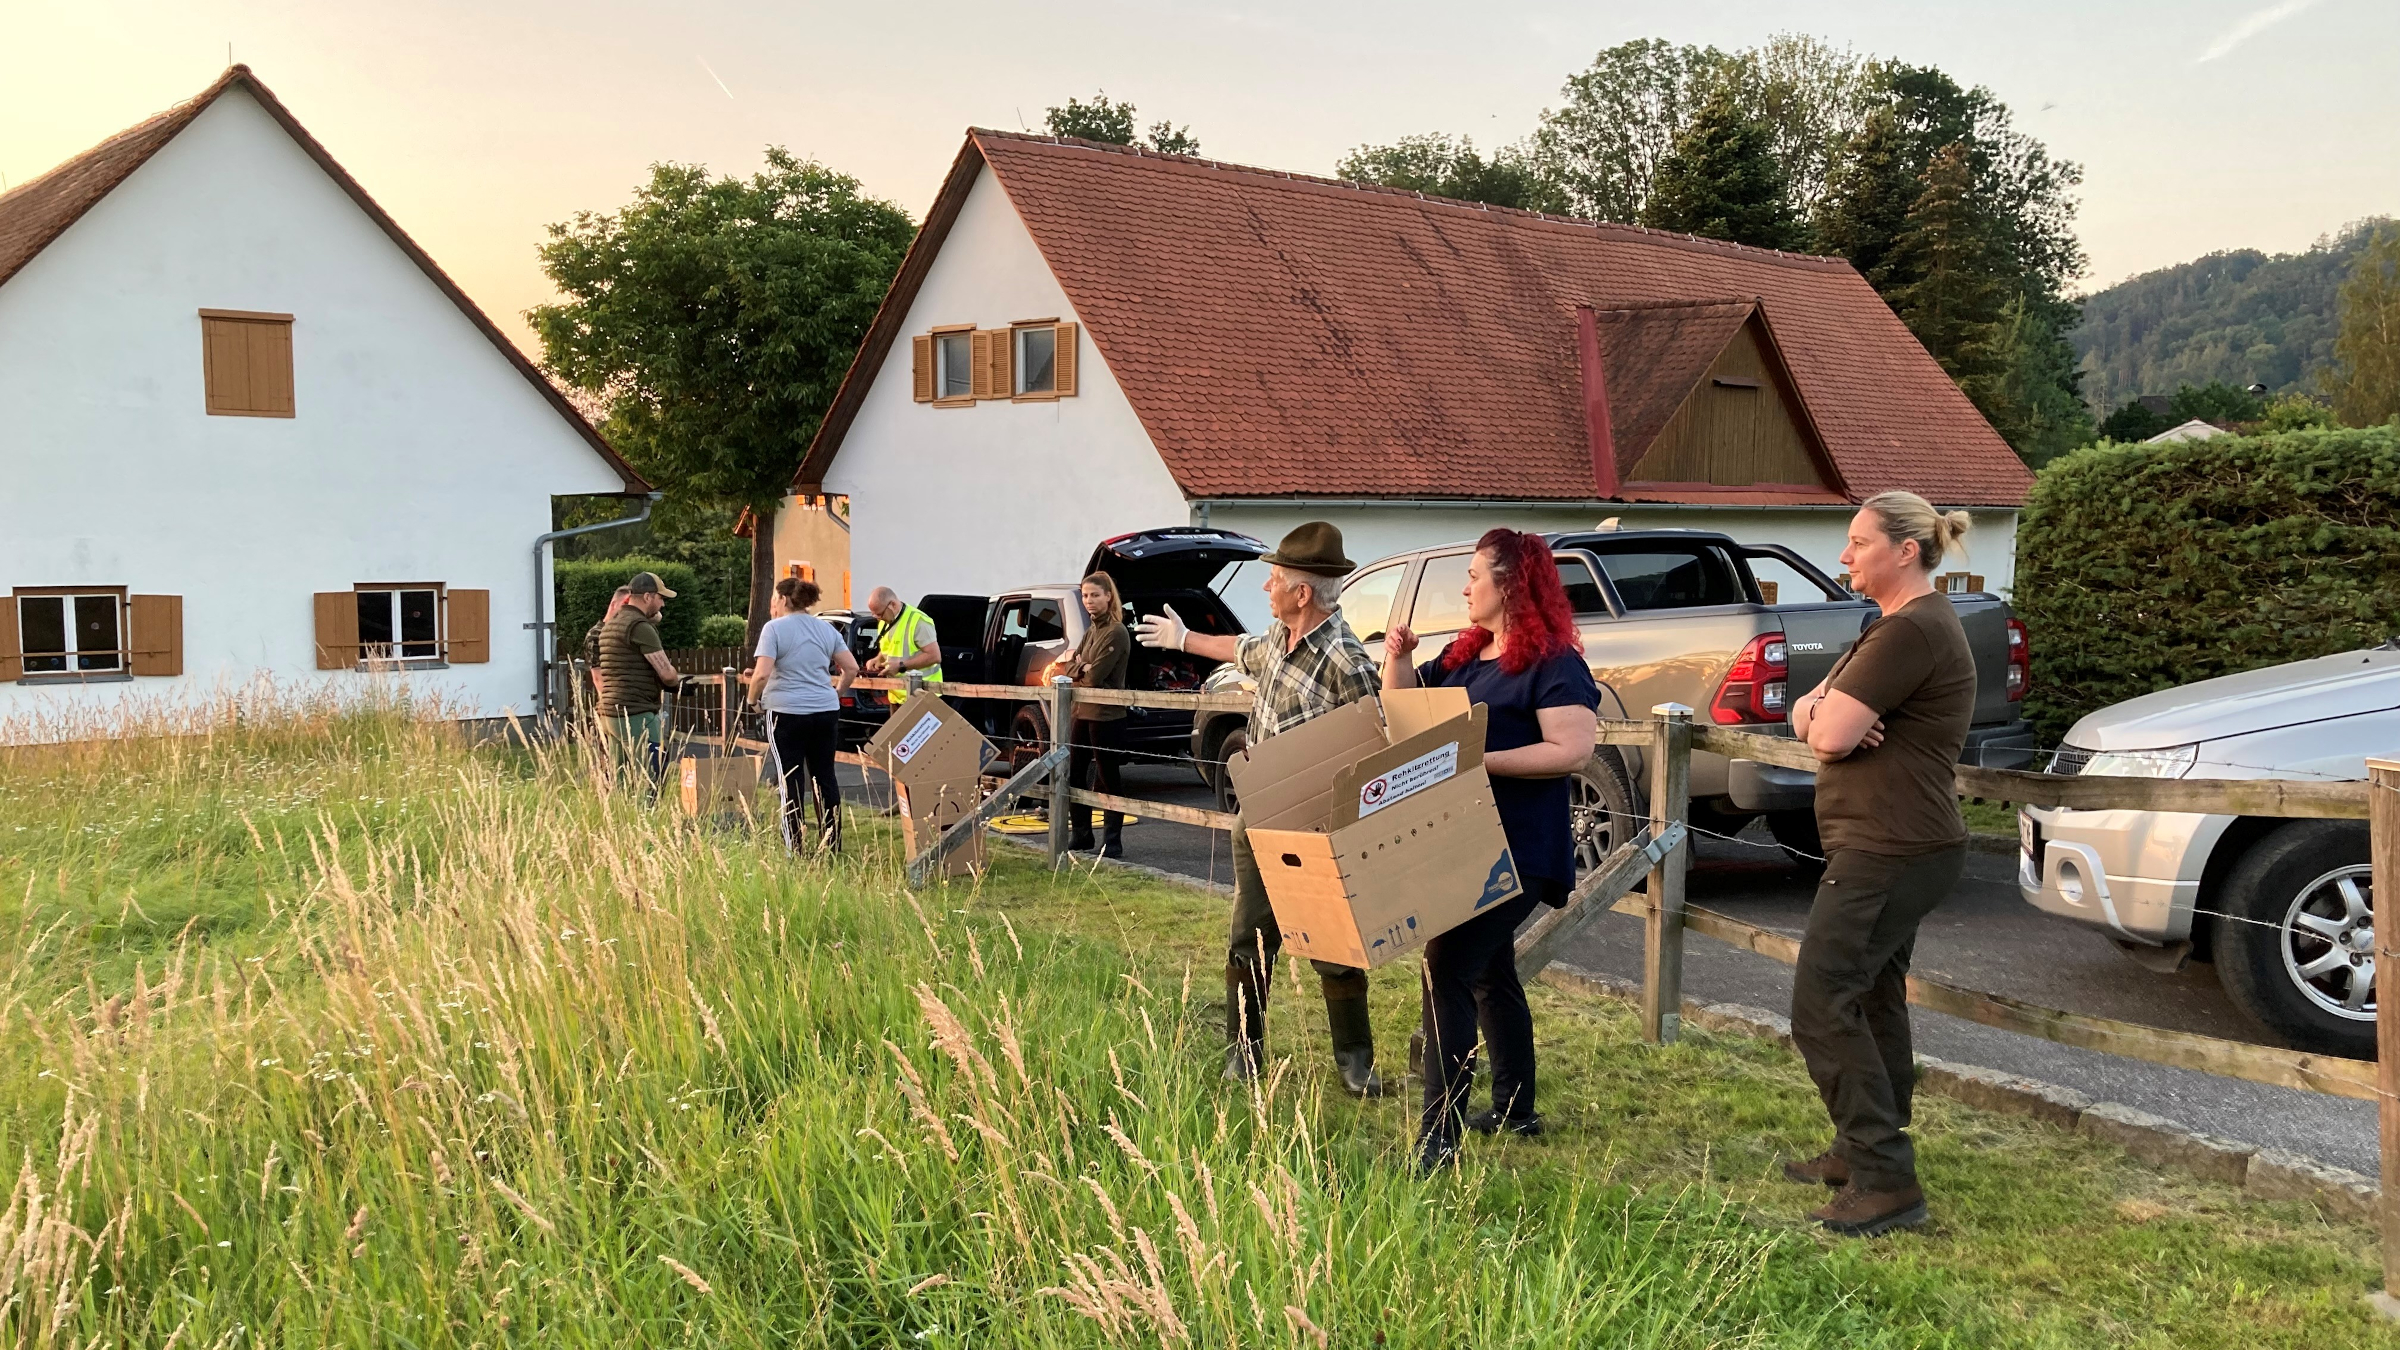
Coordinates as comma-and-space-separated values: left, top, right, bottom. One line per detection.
1338, 559, 1409, 667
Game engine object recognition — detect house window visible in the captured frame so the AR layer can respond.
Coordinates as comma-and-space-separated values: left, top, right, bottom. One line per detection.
1016, 325, 1056, 395
357, 586, 443, 661
200, 309, 295, 417
16, 590, 124, 673
936, 329, 974, 402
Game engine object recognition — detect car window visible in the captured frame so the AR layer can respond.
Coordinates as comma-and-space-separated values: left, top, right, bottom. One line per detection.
1597, 547, 1746, 611
1554, 556, 1611, 616
1024, 598, 1065, 644
996, 600, 1031, 641
1409, 553, 1475, 634
1341, 563, 1406, 642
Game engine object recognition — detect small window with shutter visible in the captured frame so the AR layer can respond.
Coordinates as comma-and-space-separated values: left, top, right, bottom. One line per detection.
912, 323, 1079, 404
1012, 321, 1078, 400
314, 584, 490, 669
200, 310, 296, 417
2, 587, 181, 684
914, 325, 976, 407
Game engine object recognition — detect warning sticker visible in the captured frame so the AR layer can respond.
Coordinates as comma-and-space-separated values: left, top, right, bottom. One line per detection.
1356, 742, 1459, 817
892, 712, 943, 763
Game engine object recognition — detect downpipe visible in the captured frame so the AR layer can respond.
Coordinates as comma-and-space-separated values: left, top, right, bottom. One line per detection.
530, 492, 661, 707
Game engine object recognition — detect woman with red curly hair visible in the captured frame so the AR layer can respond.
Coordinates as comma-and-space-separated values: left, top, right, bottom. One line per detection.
1384, 528, 1599, 1173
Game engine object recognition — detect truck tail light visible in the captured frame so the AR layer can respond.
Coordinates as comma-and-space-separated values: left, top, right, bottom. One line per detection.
1710, 632, 1790, 725
2005, 618, 2030, 702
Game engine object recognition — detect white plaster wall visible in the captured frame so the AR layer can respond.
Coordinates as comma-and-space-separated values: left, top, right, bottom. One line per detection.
821, 165, 1189, 606
1204, 504, 2018, 604
0, 89, 625, 735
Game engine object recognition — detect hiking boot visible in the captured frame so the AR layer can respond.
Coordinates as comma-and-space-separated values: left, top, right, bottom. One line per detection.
1412, 1130, 1461, 1178
1811, 1182, 1928, 1236
1466, 1109, 1544, 1138
1323, 994, 1386, 1099
1781, 1150, 1850, 1188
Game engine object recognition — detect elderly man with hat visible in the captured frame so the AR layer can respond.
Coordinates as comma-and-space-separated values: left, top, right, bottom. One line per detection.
1138, 522, 1387, 1095
596, 570, 689, 780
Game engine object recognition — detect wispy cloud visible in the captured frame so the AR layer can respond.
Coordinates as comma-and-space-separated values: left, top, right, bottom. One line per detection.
696, 56, 734, 100
2196, 0, 2325, 62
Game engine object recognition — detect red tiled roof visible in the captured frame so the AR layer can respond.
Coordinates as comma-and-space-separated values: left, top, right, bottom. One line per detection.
0, 66, 648, 494
798, 131, 2031, 508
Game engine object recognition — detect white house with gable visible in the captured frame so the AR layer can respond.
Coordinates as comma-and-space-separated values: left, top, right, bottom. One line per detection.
795, 131, 2032, 611
0, 67, 649, 738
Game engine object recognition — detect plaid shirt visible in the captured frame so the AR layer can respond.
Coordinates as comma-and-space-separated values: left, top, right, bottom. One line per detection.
1233, 608, 1381, 742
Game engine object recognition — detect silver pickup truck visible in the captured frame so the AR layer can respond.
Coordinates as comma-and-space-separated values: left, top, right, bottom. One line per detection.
1194, 526, 2036, 868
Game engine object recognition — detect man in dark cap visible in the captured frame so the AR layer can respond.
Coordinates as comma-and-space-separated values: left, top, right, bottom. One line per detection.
1138, 522, 1386, 1095
597, 570, 688, 780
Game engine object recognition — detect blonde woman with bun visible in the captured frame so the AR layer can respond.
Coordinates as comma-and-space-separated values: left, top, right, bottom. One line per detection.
1779, 490, 1977, 1238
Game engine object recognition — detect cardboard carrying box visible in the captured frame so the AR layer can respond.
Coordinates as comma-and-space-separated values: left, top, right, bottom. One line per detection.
1226, 687, 1521, 970
679, 752, 765, 817
862, 694, 997, 876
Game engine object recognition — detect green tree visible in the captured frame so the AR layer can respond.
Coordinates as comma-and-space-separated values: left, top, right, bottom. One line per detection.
1046, 92, 1200, 155
2096, 400, 2176, 442
1334, 134, 1564, 211
1524, 38, 1735, 222
1974, 295, 2094, 466
1811, 106, 1914, 283
2168, 380, 2266, 424
2323, 226, 2400, 426
531, 149, 915, 648
1639, 87, 1804, 249
2260, 393, 2338, 432
1885, 143, 2006, 381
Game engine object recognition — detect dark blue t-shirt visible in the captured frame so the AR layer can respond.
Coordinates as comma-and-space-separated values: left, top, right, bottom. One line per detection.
1418, 646, 1600, 888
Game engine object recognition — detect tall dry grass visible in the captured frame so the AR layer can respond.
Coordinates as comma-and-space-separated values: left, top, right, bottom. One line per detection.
0, 694, 1863, 1346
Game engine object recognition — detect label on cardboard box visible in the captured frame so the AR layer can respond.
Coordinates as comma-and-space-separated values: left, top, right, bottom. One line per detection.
1355, 742, 1458, 817
892, 712, 943, 764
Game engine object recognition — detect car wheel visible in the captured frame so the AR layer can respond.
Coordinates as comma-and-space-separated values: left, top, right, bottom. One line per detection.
1764, 810, 1826, 872
1212, 727, 1249, 813
1570, 749, 1639, 874
1009, 704, 1050, 772
2213, 820, 2377, 1059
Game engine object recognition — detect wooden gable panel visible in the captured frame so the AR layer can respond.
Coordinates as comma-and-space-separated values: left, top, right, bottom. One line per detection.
1627, 318, 1827, 489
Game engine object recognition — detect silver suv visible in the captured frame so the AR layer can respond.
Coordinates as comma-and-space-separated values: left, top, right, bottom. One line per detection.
2020, 644, 2400, 1056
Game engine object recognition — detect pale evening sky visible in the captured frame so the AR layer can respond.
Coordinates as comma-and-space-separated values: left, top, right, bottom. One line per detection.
5, 0, 2395, 357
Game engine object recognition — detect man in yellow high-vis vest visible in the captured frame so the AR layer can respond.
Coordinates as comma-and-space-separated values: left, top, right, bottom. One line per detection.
864, 587, 942, 702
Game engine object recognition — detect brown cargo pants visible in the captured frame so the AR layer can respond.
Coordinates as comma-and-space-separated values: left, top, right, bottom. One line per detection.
1790, 844, 1968, 1191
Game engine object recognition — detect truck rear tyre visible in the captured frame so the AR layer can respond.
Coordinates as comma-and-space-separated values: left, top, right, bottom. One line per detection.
1570, 750, 1638, 874
2213, 820, 2377, 1059
1009, 704, 1050, 772
1764, 810, 1826, 872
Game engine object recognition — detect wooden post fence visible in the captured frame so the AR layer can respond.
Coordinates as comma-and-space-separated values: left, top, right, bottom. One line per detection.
721, 665, 738, 754
2371, 758, 2400, 1315
1047, 676, 1075, 865
1641, 703, 1694, 1044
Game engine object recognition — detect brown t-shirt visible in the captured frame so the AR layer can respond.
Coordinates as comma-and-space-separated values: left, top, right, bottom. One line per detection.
1813, 593, 1975, 857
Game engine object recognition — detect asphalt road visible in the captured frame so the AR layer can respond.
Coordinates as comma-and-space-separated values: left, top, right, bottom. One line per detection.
835, 760, 2381, 1178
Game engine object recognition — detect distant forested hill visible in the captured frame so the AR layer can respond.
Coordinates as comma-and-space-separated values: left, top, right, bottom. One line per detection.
2070, 218, 2390, 410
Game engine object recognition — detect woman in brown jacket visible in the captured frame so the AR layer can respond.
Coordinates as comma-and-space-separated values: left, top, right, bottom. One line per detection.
1059, 571, 1133, 857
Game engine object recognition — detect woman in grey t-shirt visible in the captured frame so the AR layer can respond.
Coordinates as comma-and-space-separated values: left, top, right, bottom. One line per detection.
745, 577, 858, 852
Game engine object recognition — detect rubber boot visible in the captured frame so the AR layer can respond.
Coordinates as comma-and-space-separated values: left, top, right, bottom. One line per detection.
1323, 985, 1386, 1099
1100, 811, 1125, 859
1224, 960, 1268, 1082
1069, 806, 1097, 853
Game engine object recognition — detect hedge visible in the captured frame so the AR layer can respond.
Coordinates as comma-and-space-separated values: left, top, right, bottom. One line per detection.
2013, 425, 2400, 743
696, 614, 749, 647
553, 557, 703, 654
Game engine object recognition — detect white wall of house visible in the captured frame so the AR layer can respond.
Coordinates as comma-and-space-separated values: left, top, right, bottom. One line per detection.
1203, 503, 2019, 610
0, 87, 625, 735
823, 164, 1189, 606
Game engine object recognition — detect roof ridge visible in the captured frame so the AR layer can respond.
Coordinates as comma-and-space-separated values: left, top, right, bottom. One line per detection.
967, 127, 1855, 272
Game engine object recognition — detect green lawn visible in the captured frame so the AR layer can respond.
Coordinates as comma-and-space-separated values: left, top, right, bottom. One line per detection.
0, 703, 2389, 1347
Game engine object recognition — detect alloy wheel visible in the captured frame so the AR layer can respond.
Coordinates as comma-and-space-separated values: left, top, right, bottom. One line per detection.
2279, 864, 2377, 1022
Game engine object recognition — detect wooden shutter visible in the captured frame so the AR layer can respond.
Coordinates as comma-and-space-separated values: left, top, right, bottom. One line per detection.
969, 331, 994, 399
446, 588, 491, 663
0, 598, 18, 683
128, 595, 183, 676
200, 311, 295, 417
313, 591, 358, 670
1054, 323, 1078, 397
987, 328, 1013, 399
912, 335, 935, 402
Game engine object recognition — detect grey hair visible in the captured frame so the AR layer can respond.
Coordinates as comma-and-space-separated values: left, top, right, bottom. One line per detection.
1275, 565, 1342, 608
1861, 491, 1971, 571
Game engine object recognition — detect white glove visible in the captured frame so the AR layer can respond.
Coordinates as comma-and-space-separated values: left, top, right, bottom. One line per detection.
1135, 604, 1189, 652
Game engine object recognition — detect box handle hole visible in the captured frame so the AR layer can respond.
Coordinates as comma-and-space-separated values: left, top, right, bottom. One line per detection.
1281, 853, 1303, 868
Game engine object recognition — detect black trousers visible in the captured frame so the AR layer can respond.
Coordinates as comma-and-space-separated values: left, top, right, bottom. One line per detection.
1068, 716, 1126, 831
765, 710, 841, 850
1789, 845, 1967, 1190
1418, 880, 1559, 1144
